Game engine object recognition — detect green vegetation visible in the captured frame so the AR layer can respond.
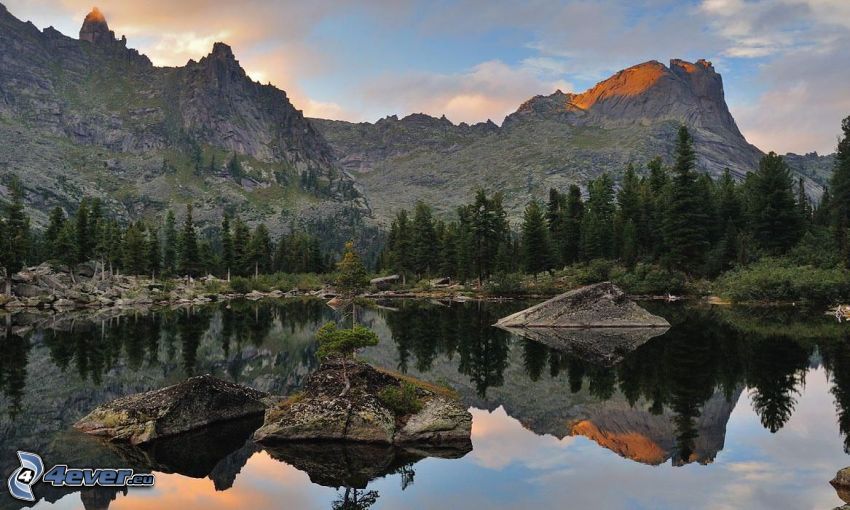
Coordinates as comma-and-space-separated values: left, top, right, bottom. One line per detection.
316, 323, 380, 360
715, 259, 850, 304
379, 382, 423, 416
377, 119, 850, 304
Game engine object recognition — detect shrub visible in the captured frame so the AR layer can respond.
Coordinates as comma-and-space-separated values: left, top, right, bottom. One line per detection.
379, 382, 422, 416
229, 276, 251, 294
716, 258, 850, 304
612, 263, 686, 295
484, 272, 524, 295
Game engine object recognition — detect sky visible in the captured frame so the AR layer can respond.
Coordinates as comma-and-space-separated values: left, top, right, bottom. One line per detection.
5, 0, 850, 155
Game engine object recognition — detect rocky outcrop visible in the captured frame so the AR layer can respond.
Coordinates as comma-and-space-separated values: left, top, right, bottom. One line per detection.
74, 375, 276, 445
254, 358, 471, 446
496, 282, 670, 328
832, 467, 850, 505
79, 7, 116, 45
0, 5, 367, 232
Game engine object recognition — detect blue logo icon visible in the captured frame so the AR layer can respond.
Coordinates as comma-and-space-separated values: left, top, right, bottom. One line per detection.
7, 451, 44, 502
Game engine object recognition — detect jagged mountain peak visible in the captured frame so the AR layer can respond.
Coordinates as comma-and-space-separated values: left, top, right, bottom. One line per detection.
79, 6, 118, 44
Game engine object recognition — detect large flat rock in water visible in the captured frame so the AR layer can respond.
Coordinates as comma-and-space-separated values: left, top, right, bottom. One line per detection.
496, 282, 670, 328
74, 375, 274, 445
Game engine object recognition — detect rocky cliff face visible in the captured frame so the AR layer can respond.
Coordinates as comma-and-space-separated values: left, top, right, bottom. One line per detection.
0, 5, 366, 232
313, 59, 823, 222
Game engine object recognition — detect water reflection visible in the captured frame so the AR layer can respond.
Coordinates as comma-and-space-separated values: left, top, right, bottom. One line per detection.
0, 299, 849, 509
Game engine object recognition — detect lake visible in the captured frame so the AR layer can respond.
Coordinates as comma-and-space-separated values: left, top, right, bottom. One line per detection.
0, 298, 848, 509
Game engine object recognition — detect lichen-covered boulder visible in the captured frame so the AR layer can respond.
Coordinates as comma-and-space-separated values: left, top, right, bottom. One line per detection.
74, 375, 275, 445
254, 359, 471, 446
496, 282, 670, 328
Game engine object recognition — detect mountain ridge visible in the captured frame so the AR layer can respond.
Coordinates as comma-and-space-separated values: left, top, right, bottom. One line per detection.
312, 58, 827, 222
0, 5, 367, 239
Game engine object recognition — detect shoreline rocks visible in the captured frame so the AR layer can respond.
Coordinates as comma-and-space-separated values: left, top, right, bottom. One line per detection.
74, 375, 277, 445
253, 358, 472, 447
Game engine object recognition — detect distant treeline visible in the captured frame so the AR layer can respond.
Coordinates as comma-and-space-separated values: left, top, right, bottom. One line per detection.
380, 118, 850, 282
0, 192, 334, 285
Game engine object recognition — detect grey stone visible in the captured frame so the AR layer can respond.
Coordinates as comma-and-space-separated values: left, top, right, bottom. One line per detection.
74, 374, 275, 445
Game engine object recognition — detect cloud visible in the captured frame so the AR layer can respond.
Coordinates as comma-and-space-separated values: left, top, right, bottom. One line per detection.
361, 60, 572, 125
3, 0, 849, 152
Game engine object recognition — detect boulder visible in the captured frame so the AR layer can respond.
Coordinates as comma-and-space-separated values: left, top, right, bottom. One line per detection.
74, 375, 275, 445
254, 359, 471, 447
496, 282, 670, 328
831, 467, 850, 504
370, 275, 400, 290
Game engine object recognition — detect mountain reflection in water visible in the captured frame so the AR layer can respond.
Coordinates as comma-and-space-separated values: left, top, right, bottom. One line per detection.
0, 299, 849, 509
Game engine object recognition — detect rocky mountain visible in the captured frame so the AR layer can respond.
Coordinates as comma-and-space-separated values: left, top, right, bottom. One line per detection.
0, 4, 367, 235
313, 59, 826, 222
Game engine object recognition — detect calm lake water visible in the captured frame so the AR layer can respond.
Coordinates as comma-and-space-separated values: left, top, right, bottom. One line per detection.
1, 299, 849, 509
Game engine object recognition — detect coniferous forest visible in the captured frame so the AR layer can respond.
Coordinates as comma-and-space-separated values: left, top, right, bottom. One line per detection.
0, 118, 849, 303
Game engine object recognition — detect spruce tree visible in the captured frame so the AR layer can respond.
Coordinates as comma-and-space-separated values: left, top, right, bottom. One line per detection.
662, 126, 710, 273
122, 222, 148, 275
747, 152, 802, 254
163, 210, 177, 275
831, 116, 850, 265
247, 223, 272, 277
147, 226, 161, 278
797, 177, 812, 226
232, 218, 251, 276
0, 178, 29, 294
178, 204, 199, 277
582, 174, 615, 260
563, 185, 584, 264
387, 210, 413, 280
55, 222, 77, 277
45, 206, 65, 259
75, 199, 91, 263
546, 188, 566, 265
521, 200, 552, 275
411, 201, 438, 277
221, 214, 234, 279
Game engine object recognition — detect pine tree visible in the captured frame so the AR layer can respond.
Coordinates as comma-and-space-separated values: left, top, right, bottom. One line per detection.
387, 210, 413, 280
617, 163, 642, 259
178, 204, 199, 277
55, 222, 77, 276
747, 152, 802, 254
831, 116, 850, 265
228, 153, 242, 181
411, 201, 438, 277
247, 223, 272, 277
147, 226, 161, 278
163, 210, 177, 275
122, 222, 148, 275
563, 185, 584, 264
582, 174, 615, 260
521, 200, 552, 276
273, 233, 289, 273
232, 218, 251, 276
221, 214, 234, 279
0, 179, 29, 294
45, 206, 65, 259
75, 199, 91, 263
662, 126, 710, 273
336, 241, 368, 297
546, 188, 566, 266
